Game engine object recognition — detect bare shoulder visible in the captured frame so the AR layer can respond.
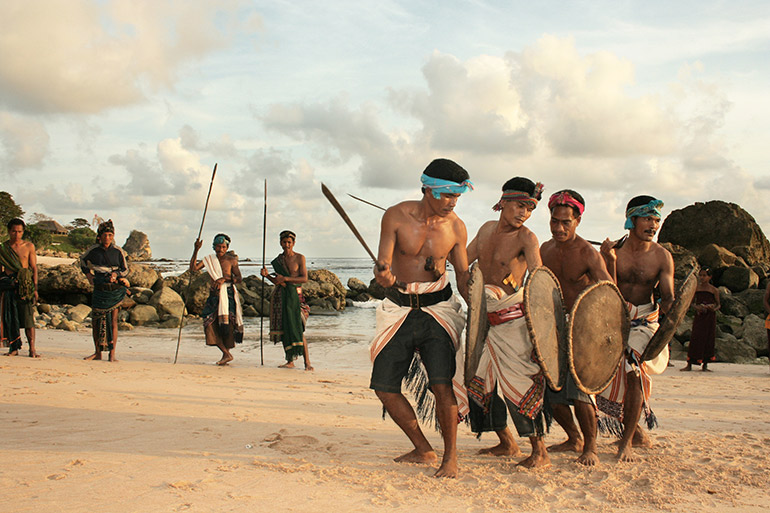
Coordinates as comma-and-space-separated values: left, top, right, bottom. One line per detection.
386, 200, 418, 219
23, 240, 36, 251
653, 242, 674, 264
519, 225, 539, 245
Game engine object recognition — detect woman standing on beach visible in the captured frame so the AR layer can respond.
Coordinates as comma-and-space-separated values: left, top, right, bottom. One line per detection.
682, 268, 720, 372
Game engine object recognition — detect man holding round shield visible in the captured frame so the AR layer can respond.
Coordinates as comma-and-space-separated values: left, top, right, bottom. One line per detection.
466, 177, 550, 468
600, 195, 675, 462
540, 189, 612, 466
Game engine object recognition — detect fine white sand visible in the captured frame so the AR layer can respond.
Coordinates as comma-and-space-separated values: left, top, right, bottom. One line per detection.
1, 327, 769, 513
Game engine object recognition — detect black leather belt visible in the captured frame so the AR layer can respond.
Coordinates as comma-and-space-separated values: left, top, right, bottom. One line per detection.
385, 285, 452, 309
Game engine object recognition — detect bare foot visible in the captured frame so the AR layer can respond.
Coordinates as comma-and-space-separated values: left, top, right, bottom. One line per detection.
479, 442, 523, 457
611, 429, 651, 449
547, 438, 584, 453
83, 353, 102, 361
701, 365, 712, 372
278, 361, 295, 369
5, 349, 18, 356
28, 351, 41, 358
108, 350, 118, 362
394, 449, 437, 464
576, 449, 599, 466
304, 365, 314, 371
434, 458, 458, 478
216, 355, 233, 366
680, 365, 692, 371
517, 452, 551, 469
616, 443, 636, 462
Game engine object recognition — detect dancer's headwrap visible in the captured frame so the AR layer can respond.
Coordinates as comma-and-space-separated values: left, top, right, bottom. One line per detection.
624, 199, 664, 230
492, 182, 544, 212
97, 219, 115, 238
212, 233, 231, 249
548, 191, 585, 216
279, 230, 296, 241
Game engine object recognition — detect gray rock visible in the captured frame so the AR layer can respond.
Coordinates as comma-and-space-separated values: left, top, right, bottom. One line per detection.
301, 280, 322, 298
68, 304, 92, 323
718, 314, 745, 338
697, 244, 747, 269
367, 278, 387, 300
242, 305, 258, 317
347, 277, 368, 293
720, 294, 750, 318
129, 305, 160, 325
673, 315, 693, 343
126, 263, 162, 289
57, 319, 78, 331
38, 303, 52, 314
148, 287, 185, 318
236, 284, 259, 305
118, 322, 133, 331
122, 230, 152, 261
715, 334, 757, 363
157, 318, 181, 329
718, 266, 759, 292
741, 314, 768, 355
733, 288, 767, 316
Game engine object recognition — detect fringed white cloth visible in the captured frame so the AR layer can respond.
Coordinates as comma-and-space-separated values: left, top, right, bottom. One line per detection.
370, 273, 469, 418
202, 254, 243, 328
471, 285, 544, 418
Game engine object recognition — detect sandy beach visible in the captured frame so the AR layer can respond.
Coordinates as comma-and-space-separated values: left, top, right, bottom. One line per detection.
1, 326, 769, 513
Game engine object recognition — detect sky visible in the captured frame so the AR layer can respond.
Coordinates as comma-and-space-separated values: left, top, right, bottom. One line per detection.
1, 0, 769, 260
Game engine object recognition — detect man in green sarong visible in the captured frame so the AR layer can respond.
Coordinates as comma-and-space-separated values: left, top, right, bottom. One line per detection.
0, 218, 39, 357
80, 220, 130, 362
261, 230, 313, 370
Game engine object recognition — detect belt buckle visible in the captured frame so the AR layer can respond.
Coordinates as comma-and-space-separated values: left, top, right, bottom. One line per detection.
408, 293, 420, 309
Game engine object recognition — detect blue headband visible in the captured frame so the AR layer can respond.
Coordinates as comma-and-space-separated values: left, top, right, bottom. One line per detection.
420, 173, 474, 199
624, 200, 664, 230
213, 234, 231, 248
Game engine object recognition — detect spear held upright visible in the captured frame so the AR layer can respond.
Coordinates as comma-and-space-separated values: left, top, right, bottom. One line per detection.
173, 163, 217, 364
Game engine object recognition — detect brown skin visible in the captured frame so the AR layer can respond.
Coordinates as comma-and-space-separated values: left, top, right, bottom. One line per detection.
681, 270, 720, 372
2, 224, 39, 357
467, 199, 549, 468
373, 190, 470, 478
83, 231, 130, 362
601, 214, 675, 462
260, 236, 313, 371
540, 205, 612, 466
191, 239, 242, 365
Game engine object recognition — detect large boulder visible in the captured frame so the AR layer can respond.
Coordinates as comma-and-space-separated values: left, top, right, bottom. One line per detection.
37, 262, 92, 300
718, 289, 750, 318
733, 288, 767, 316
697, 244, 747, 269
306, 269, 347, 311
719, 266, 759, 292
148, 287, 185, 319
126, 263, 161, 289
715, 334, 756, 363
122, 230, 152, 261
660, 243, 698, 281
658, 200, 770, 266
67, 304, 92, 323
741, 314, 769, 356
129, 305, 160, 325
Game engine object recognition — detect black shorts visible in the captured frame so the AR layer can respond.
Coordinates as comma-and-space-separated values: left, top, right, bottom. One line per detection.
370, 309, 456, 393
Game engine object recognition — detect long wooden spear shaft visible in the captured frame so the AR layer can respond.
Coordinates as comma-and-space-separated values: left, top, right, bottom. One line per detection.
173, 163, 217, 364
345, 193, 628, 248
259, 179, 267, 366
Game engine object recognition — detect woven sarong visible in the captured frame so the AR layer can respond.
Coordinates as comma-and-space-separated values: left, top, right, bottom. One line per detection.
91, 274, 127, 352
597, 302, 666, 434
371, 273, 469, 422
268, 254, 309, 362
468, 285, 545, 420
201, 254, 244, 349
0, 275, 21, 351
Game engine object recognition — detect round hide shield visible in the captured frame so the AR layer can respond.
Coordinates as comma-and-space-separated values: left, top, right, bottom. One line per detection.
641, 266, 699, 362
464, 263, 489, 387
523, 267, 567, 391
567, 281, 629, 395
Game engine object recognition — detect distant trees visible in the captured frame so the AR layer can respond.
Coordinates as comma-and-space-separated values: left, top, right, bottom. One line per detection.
69, 218, 90, 230
67, 227, 97, 250
24, 224, 52, 247
0, 192, 24, 226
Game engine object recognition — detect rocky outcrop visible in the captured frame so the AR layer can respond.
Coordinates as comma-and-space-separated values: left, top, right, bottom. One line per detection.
659, 201, 770, 266
122, 230, 152, 261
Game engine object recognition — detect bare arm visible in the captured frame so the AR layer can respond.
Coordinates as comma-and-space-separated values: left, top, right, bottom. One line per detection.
600, 238, 617, 283
712, 286, 720, 312
29, 243, 38, 302
658, 249, 675, 314
466, 233, 479, 265
231, 259, 243, 284
189, 240, 204, 272
374, 208, 398, 287
521, 229, 542, 273
585, 246, 612, 282
448, 220, 469, 302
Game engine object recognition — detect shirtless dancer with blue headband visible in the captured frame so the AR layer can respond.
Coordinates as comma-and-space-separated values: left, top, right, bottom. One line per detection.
600, 195, 674, 461
371, 158, 472, 478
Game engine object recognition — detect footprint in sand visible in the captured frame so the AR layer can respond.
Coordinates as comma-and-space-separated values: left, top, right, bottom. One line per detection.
590, 470, 609, 482
264, 433, 320, 454
46, 474, 66, 480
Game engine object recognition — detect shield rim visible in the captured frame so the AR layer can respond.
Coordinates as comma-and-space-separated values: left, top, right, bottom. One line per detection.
464, 263, 489, 387
523, 266, 567, 391
567, 280, 630, 395
641, 265, 700, 362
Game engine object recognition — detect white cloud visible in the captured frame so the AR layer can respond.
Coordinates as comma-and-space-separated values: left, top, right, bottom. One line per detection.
0, 112, 49, 169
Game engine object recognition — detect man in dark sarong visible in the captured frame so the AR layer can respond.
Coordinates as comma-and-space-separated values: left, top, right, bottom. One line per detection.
682, 267, 720, 372
0, 218, 39, 357
261, 230, 312, 370
80, 220, 130, 362
190, 234, 244, 366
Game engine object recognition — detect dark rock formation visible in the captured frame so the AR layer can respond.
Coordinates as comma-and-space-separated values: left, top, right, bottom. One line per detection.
659, 201, 770, 266
122, 230, 152, 261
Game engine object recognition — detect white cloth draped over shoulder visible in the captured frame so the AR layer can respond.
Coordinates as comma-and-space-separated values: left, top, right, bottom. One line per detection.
202, 254, 243, 327
370, 273, 469, 418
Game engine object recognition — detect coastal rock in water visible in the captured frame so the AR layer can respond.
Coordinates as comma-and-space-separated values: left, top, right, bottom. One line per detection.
130, 305, 160, 325
367, 279, 387, 300
719, 266, 759, 292
126, 263, 161, 289
122, 230, 152, 261
658, 200, 770, 266
347, 277, 368, 293
148, 287, 185, 319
